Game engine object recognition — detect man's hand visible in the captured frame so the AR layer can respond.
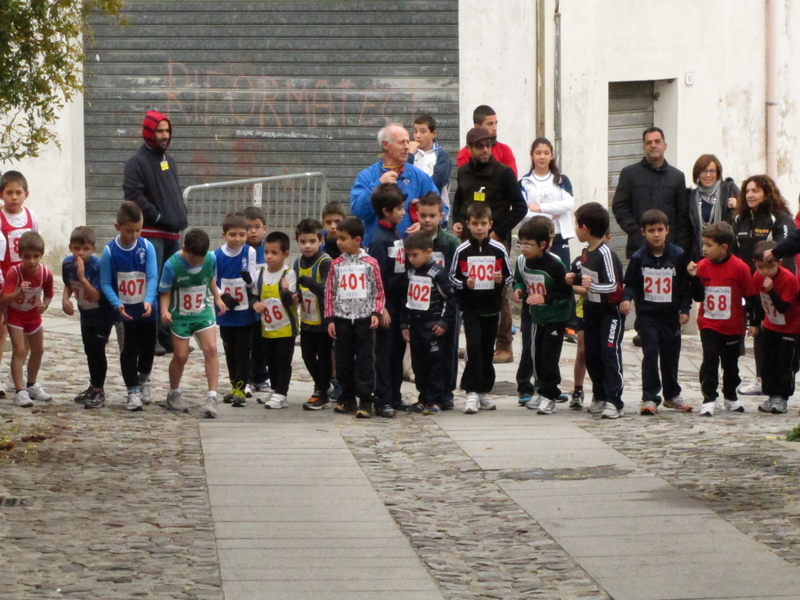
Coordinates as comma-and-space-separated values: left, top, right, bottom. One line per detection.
381, 309, 391, 328
452, 222, 463, 237
527, 294, 545, 306
370, 315, 379, 329
117, 305, 132, 320
62, 297, 75, 316
687, 261, 698, 277
142, 302, 152, 318
763, 276, 774, 291
466, 277, 476, 289
748, 325, 760, 338
619, 300, 632, 315
679, 313, 690, 326
379, 171, 398, 184
327, 322, 337, 338
763, 249, 774, 264
401, 328, 410, 343
565, 272, 575, 285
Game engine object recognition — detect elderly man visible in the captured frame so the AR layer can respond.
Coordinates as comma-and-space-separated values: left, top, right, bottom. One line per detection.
350, 124, 439, 248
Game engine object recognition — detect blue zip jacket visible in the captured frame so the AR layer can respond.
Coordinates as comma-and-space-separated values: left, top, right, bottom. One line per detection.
622, 242, 692, 319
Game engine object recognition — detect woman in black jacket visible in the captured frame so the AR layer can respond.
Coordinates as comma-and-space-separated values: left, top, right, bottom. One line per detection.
687, 154, 739, 261
732, 174, 796, 397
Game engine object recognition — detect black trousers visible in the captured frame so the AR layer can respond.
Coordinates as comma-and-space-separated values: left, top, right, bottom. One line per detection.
441, 309, 460, 408
334, 317, 376, 403
408, 319, 447, 407
638, 315, 682, 404
263, 336, 295, 396
248, 320, 269, 385
300, 329, 333, 400
81, 322, 112, 389
761, 327, 799, 399
753, 328, 766, 377
461, 309, 499, 393
219, 325, 252, 389
584, 308, 625, 409
531, 321, 566, 400
121, 319, 156, 389
699, 328, 743, 402
516, 307, 535, 396
374, 303, 405, 408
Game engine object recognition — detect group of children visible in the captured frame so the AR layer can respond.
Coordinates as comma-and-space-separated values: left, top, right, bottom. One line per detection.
5, 165, 800, 420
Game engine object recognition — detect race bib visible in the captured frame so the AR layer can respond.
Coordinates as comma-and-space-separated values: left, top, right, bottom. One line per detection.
760, 292, 786, 325
300, 294, 320, 324
117, 271, 145, 304
581, 266, 600, 303
388, 239, 406, 274
14, 286, 40, 312
70, 279, 99, 311
524, 273, 546, 296
407, 276, 432, 311
643, 267, 672, 303
261, 297, 290, 331
339, 264, 368, 300
467, 256, 495, 290
432, 251, 446, 268
179, 285, 207, 316
220, 277, 248, 311
704, 286, 731, 320
7, 228, 30, 263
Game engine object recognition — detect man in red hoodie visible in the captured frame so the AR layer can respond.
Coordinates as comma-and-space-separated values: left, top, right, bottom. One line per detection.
456, 105, 518, 178
123, 110, 188, 355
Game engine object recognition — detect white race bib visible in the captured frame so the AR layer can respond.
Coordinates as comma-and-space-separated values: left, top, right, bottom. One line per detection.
524, 272, 546, 296
760, 292, 786, 325
220, 277, 248, 311
7, 228, 30, 263
388, 239, 406, 274
300, 294, 320, 323
179, 285, 207, 316
339, 264, 368, 300
70, 279, 99, 311
13, 286, 41, 312
407, 276, 432, 311
643, 267, 672, 303
467, 256, 495, 290
581, 266, 600, 303
261, 297, 290, 331
704, 286, 731, 320
432, 251, 446, 268
117, 271, 146, 304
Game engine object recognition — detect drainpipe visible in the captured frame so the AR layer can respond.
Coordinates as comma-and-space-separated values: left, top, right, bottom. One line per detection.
536, 0, 546, 137
554, 0, 562, 169
766, 0, 778, 178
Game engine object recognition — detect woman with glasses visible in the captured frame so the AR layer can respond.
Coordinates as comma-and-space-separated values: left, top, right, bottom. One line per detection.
687, 154, 739, 261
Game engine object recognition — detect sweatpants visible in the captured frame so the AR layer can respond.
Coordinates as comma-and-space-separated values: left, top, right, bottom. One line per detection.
300, 329, 333, 400
219, 325, 252, 389
761, 327, 799, 399
121, 319, 157, 389
461, 309, 499, 394
263, 336, 295, 396
248, 320, 269, 385
516, 307, 535, 396
333, 317, 376, 404
81, 322, 113, 389
699, 328, 743, 402
583, 308, 625, 409
531, 321, 567, 401
442, 309, 461, 408
374, 302, 405, 409
408, 319, 447, 407
638, 315, 682, 404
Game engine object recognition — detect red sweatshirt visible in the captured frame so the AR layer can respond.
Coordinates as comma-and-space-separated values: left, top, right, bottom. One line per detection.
457, 141, 518, 178
753, 266, 800, 334
693, 254, 757, 335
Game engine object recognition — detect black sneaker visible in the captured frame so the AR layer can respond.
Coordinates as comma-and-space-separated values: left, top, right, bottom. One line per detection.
84, 389, 105, 409
407, 402, 425, 413
377, 404, 396, 419
356, 400, 372, 419
304, 396, 330, 411
74, 386, 92, 403
334, 400, 356, 414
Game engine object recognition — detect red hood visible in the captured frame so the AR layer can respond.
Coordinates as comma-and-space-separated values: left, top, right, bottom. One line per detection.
142, 109, 171, 150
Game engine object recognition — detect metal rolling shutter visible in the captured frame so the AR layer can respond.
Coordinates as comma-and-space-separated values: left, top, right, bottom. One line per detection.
84, 1, 459, 243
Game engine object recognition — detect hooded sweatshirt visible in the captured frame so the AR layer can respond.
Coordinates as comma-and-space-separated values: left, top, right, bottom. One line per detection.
122, 110, 188, 239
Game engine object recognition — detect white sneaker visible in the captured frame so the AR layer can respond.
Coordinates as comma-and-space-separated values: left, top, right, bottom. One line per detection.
139, 376, 152, 405
738, 379, 763, 396
601, 405, 623, 419
127, 391, 143, 411
13, 389, 33, 407
264, 393, 288, 409
537, 397, 557, 415
526, 395, 543, 410
166, 389, 189, 413
724, 398, 745, 413
699, 402, 715, 417
463, 392, 479, 414
203, 394, 218, 418
478, 393, 496, 410
244, 384, 254, 398
257, 388, 275, 405
587, 400, 607, 415
26, 382, 51, 401
255, 381, 272, 392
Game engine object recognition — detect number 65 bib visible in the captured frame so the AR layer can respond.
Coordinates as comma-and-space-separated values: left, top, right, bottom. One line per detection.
704, 286, 731, 320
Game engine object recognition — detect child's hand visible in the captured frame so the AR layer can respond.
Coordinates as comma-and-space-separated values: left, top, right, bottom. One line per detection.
401, 328, 410, 343
452, 222, 463, 237
75, 255, 85, 279
62, 297, 75, 316
161, 310, 172, 325
142, 302, 152, 318
253, 301, 266, 314
117, 305, 132, 320
565, 272, 575, 285
581, 275, 592, 290
619, 300, 632, 315
35, 302, 47, 314
381, 309, 391, 328
432, 324, 446, 336
291, 293, 299, 306
679, 313, 690, 326
370, 315, 379, 329
215, 297, 227, 315
466, 277, 476, 289
687, 261, 698, 276
513, 289, 522, 302
748, 325, 760, 337
493, 270, 503, 284
763, 276, 773, 291
527, 294, 545, 306
327, 322, 337, 339
20, 281, 30, 292
281, 278, 289, 292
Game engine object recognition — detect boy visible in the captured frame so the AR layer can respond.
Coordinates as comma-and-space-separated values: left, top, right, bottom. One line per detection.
620, 209, 692, 415
400, 231, 456, 414
513, 217, 572, 414
159, 228, 227, 417
0, 170, 41, 397
243, 206, 269, 396
294, 219, 333, 410
324, 216, 384, 418
100, 201, 159, 411
368, 183, 408, 418
566, 202, 625, 419
253, 231, 298, 409
407, 115, 452, 205
455, 105, 518, 177
322, 201, 346, 260
2, 232, 53, 407
687, 222, 760, 417
214, 212, 258, 407
450, 203, 512, 414
751, 241, 800, 414
417, 191, 460, 409
62, 226, 113, 409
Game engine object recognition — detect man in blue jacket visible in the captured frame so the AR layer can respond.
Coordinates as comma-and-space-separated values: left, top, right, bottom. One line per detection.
350, 124, 438, 248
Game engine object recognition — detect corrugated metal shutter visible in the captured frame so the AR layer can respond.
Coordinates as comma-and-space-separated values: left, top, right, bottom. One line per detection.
84, 1, 459, 244
607, 80, 654, 328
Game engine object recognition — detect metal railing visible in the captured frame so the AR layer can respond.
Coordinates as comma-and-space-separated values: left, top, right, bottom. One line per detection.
182, 172, 328, 238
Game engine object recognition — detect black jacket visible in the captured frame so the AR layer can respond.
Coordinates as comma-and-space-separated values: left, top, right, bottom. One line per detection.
732, 204, 796, 272
123, 144, 188, 233
612, 158, 689, 258
450, 237, 513, 314
400, 260, 456, 331
687, 178, 739, 262
622, 242, 692, 319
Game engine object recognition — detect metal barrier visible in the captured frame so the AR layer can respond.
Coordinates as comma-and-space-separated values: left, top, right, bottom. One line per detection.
182, 172, 328, 238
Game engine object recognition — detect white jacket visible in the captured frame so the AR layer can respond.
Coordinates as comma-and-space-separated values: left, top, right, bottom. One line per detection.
519, 172, 575, 239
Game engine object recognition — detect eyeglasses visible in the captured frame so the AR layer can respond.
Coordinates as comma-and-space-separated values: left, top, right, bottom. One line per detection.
518, 243, 532, 250
471, 141, 492, 149
700, 169, 718, 175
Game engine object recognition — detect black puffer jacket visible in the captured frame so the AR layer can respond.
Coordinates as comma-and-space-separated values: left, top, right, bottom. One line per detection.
733, 203, 796, 272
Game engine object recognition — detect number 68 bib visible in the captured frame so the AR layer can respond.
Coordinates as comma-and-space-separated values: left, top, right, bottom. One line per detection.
704, 286, 731, 320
